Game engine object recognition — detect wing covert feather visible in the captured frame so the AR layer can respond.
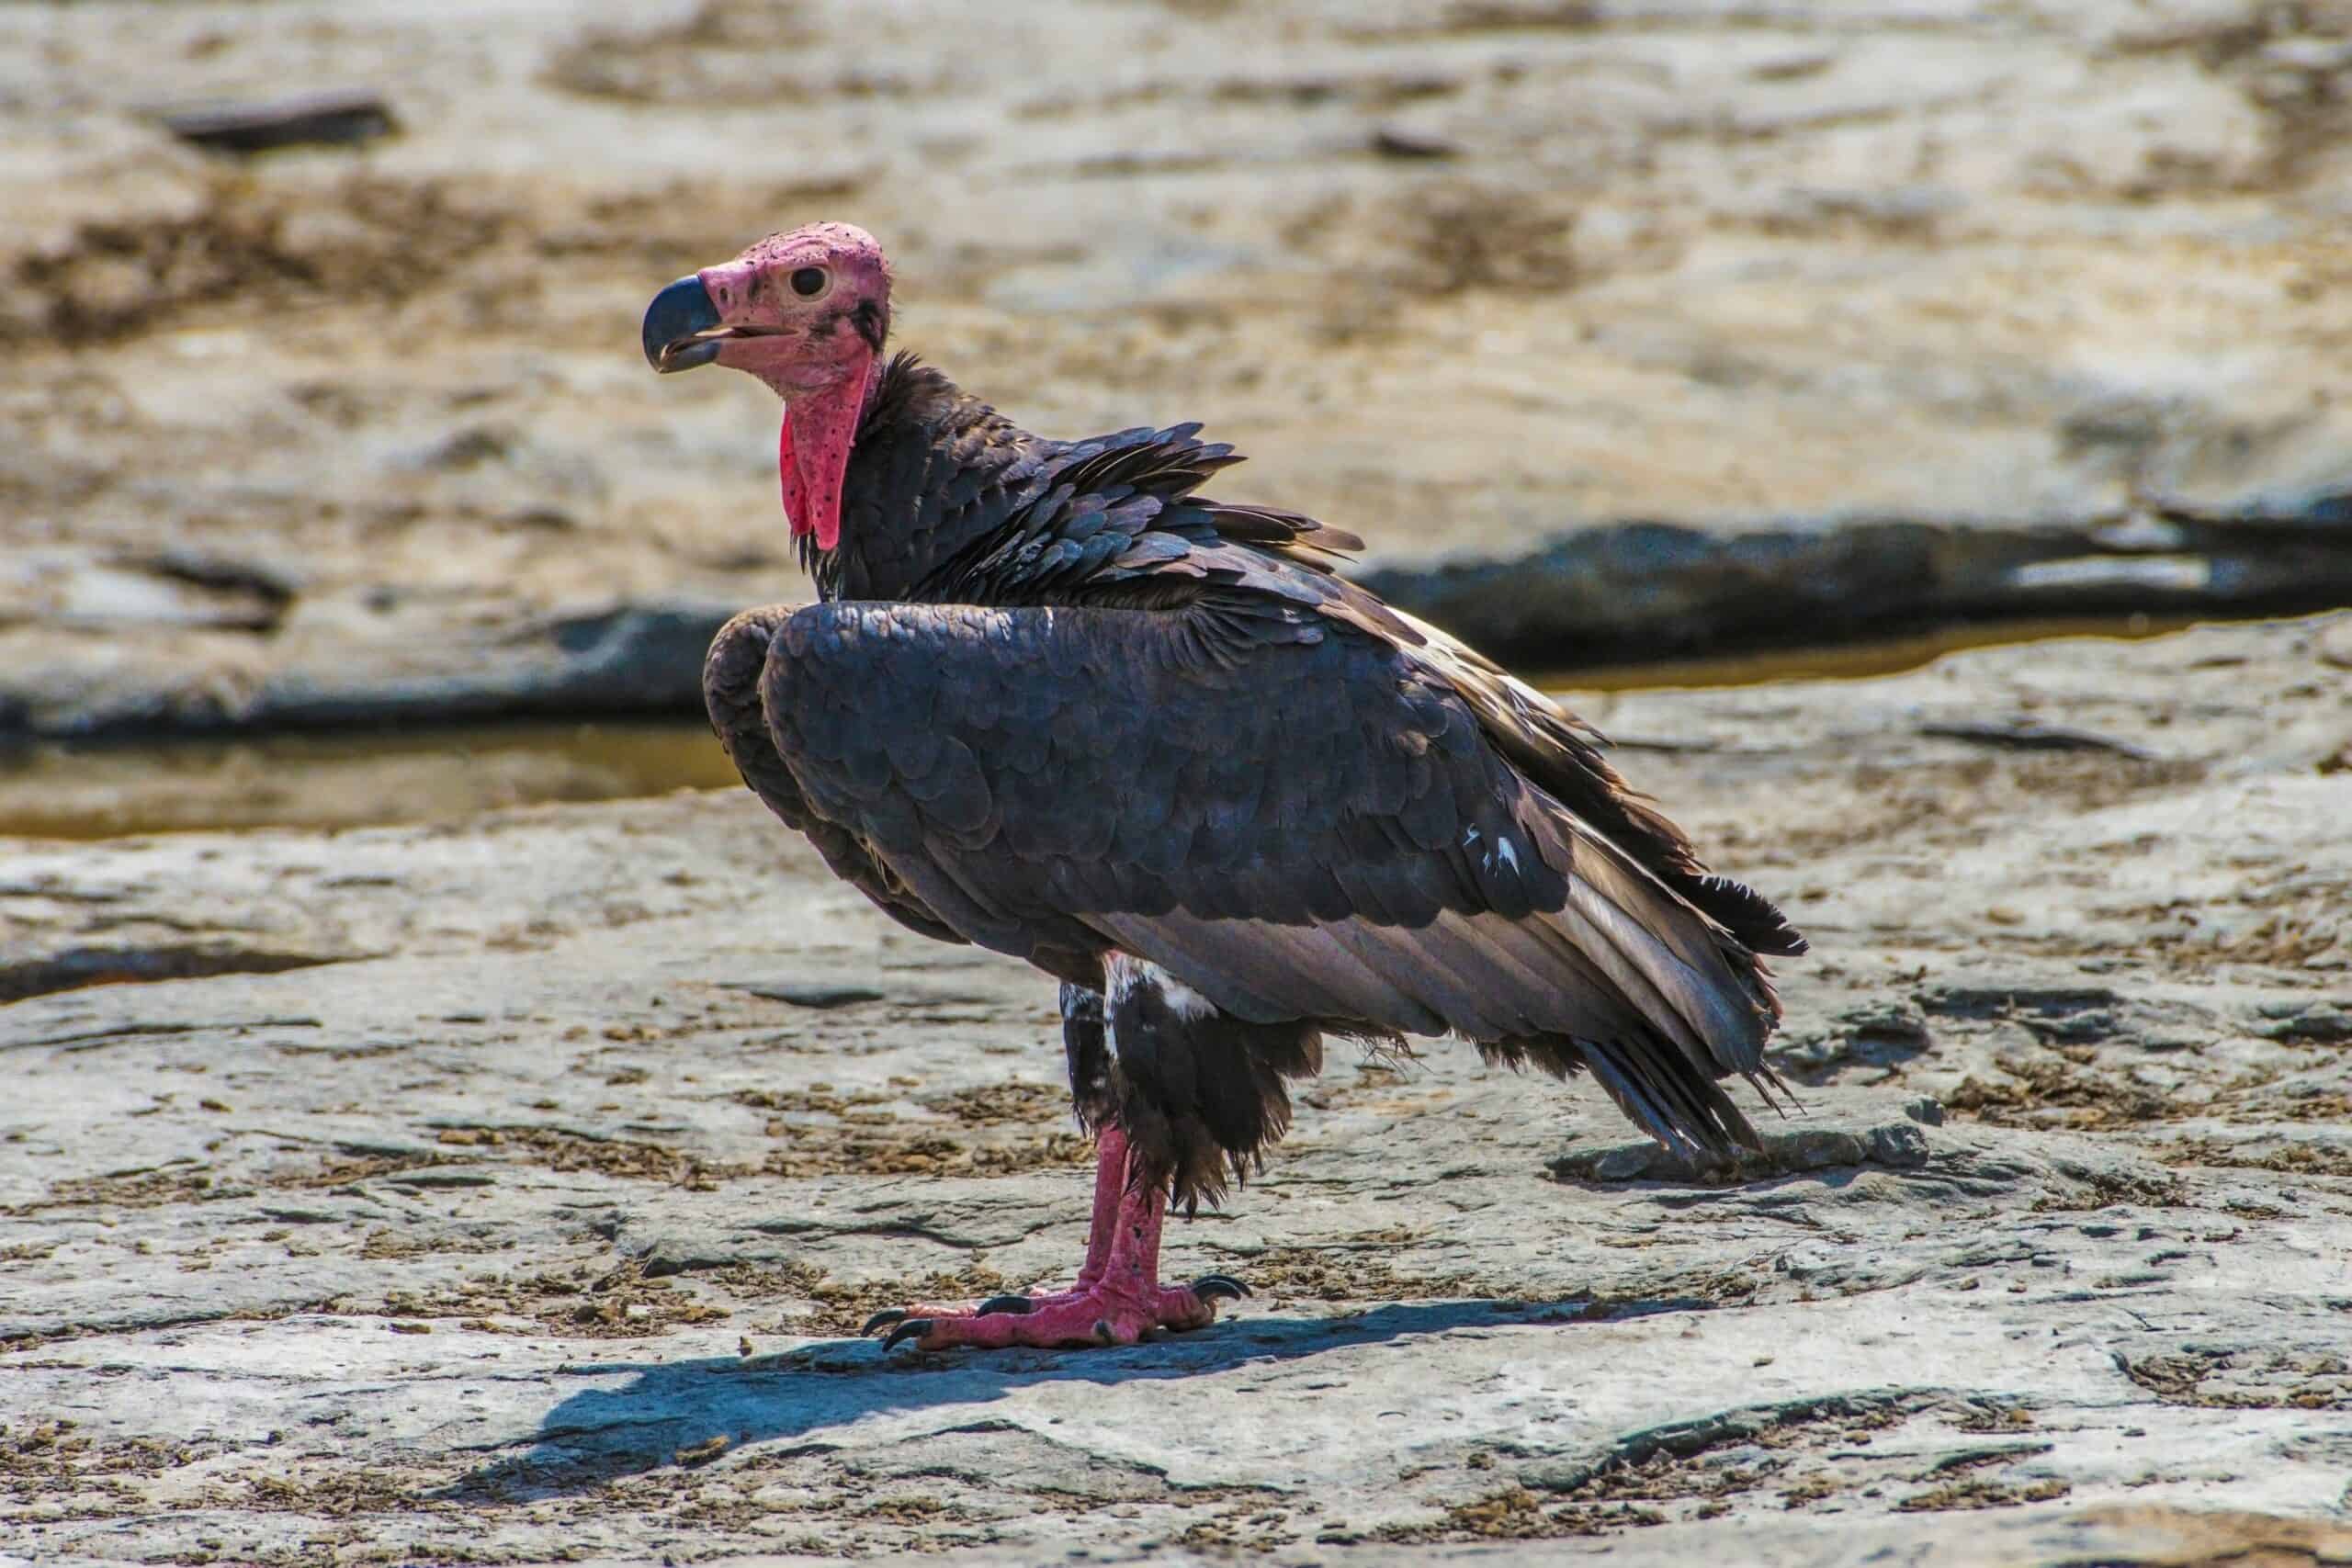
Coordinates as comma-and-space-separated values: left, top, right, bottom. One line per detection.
703, 606, 967, 948
759, 600, 1781, 1104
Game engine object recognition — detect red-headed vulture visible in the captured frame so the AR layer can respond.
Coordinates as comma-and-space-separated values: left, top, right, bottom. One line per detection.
643, 222, 1805, 1353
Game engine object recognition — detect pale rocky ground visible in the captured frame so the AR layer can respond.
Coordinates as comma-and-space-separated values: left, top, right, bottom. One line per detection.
3, 0, 2351, 734
6, 1, 2352, 1562
5, 613, 2350, 1564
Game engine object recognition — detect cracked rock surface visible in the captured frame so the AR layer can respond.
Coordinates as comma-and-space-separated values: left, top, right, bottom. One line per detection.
5, 613, 2349, 1563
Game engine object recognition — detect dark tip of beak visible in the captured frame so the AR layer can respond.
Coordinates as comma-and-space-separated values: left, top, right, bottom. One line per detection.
643, 274, 723, 373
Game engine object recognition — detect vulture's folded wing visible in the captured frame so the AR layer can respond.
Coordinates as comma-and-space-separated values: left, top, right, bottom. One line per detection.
763, 597, 1794, 1156
706, 604, 968, 948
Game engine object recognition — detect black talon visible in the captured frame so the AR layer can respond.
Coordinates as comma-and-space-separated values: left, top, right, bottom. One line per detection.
863, 1308, 910, 1337
975, 1293, 1036, 1316
880, 1318, 933, 1353
1191, 1273, 1251, 1302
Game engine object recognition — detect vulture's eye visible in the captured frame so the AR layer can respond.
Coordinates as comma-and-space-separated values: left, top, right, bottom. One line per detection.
789, 266, 829, 299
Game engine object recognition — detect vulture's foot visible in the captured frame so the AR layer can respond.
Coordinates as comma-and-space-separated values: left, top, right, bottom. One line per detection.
868, 1124, 1247, 1354
877, 1276, 1244, 1353
863, 1273, 1247, 1346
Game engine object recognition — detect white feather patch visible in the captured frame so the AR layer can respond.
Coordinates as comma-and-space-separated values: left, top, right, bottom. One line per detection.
1148, 961, 1217, 1021
1106, 952, 1219, 1025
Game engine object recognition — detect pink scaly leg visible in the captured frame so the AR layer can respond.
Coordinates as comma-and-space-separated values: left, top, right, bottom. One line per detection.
862, 1128, 1127, 1333
862, 1127, 1248, 1352
1074, 1124, 1133, 1291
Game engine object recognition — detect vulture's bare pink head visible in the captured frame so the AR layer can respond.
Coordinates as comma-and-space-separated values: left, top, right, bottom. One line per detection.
641, 221, 892, 552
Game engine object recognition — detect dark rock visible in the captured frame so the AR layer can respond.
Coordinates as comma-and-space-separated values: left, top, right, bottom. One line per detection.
722, 981, 888, 1010
157, 90, 398, 153
1918, 720, 2161, 760
1370, 125, 1458, 159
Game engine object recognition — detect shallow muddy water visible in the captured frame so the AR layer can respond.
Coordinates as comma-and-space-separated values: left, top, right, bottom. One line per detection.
1538, 613, 2197, 693
0, 720, 745, 841
0, 614, 2213, 840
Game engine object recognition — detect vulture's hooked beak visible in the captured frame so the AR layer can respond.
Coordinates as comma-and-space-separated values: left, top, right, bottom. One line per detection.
642, 274, 726, 373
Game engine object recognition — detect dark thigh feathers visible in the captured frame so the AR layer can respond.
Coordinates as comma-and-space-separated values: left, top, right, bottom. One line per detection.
755, 599, 1792, 1172
1061, 972, 1325, 1210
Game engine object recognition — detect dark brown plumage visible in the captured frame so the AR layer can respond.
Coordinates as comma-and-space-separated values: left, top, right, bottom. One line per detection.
701, 344, 1804, 1199
649, 223, 1804, 1349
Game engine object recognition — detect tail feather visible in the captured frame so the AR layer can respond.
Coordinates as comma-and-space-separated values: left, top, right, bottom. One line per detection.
1084, 790, 1796, 1164
1577, 1034, 1762, 1160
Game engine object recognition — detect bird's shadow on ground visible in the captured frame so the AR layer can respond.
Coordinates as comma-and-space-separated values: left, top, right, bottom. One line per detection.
442, 1294, 1702, 1501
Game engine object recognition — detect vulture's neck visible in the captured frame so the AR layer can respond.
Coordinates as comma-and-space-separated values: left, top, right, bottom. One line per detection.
800, 353, 1053, 604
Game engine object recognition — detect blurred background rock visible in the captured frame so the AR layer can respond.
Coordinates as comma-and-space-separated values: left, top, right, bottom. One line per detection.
1, 0, 2346, 761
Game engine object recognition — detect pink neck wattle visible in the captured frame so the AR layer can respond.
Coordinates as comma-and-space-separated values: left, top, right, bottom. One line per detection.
775, 356, 875, 554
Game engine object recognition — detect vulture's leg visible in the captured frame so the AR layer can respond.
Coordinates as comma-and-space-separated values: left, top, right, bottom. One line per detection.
877, 1133, 1239, 1352
859, 1128, 1133, 1337
867, 968, 1256, 1352
1044, 983, 1124, 1292
865, 988, 1174, 1338
973, 1124, 1126, 1309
